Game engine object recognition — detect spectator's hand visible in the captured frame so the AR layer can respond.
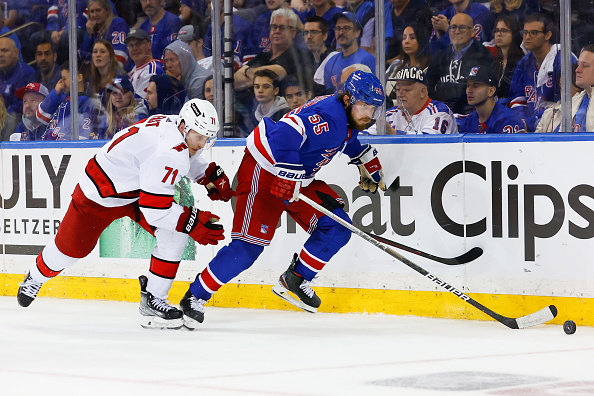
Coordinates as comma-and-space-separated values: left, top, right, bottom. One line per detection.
51, 30, 61, 44
55, 78, 67, 95
86, 20, 97, 36
431, 15, 449, 36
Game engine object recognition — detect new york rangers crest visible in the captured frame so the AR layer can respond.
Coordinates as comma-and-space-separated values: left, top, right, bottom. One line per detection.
469, 67, 480, 77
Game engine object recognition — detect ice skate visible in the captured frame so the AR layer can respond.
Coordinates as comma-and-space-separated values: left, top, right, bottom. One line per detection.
272, 253, 321, 313
17, 272, 44, 307
179, 288, 206, 330
138, 275, 183, 329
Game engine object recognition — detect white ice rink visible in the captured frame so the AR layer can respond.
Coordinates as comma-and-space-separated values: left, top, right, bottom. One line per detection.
1, 296, 592, 396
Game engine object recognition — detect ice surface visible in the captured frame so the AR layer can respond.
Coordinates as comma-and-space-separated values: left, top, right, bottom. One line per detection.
1, 296, 593, 396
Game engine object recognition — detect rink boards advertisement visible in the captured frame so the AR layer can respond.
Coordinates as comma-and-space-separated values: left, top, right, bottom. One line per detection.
1, 136, 593, 324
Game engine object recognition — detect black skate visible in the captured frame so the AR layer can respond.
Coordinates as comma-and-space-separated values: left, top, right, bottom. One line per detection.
272, 253, 321, 313
138, 275, 183, 329
179, 288, 206, 330
17, 272, 44, 307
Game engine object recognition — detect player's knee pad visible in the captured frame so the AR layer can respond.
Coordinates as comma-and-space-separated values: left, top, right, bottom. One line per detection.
317, 209, 352, 248
153, 228, 190, 261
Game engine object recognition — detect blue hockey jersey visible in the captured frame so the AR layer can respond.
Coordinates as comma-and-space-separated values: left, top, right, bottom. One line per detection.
322, 48, 376, 93
246, 95, 365, 181
430, 0, 495, 53
460, 101, 524, 133
80, 17, 130, 68
139, 11, 182, 60
204, 14, 251, 69
37, 90, 95, 140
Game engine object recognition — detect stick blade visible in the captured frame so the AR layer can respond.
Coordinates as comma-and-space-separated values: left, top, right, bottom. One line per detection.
514, 305, 558, 329
450, 247, 483, 265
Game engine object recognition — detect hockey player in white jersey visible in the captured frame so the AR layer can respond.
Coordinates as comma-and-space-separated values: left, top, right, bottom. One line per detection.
372, 66, 458, 135
17, 99, 235, 329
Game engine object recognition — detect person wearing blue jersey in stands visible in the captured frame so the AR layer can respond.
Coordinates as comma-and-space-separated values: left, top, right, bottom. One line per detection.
430, 0, 495, 53
80, 0, 130, 69
507, 13, 577, 132
139, 0, 182, 60
315, 12, 375, 94
10, 83, 49, 141
297, 0, 342, 48
177, 71, 388, 328
38, 62, 96, 140
460, 65, 525, 133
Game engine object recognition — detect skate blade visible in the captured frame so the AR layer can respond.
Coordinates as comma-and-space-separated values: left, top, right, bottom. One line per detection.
271, 285, 317, 313
140, 315, 183, 330
182, 315, 200, 330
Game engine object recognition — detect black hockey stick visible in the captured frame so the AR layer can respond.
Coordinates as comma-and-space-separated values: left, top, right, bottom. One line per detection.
363, 232, 483, 265
298, 194, 558, 329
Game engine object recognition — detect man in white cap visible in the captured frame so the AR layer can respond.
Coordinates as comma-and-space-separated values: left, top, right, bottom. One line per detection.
10, 82, 49, 141
17, 99, 236, 330
378, 65, 458, 135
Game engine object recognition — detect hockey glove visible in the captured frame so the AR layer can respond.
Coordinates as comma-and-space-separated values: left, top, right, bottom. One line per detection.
197, 162, 235, 202
176, 207, 225, 245
270, 164, 305, 202
348, 144, 386, 193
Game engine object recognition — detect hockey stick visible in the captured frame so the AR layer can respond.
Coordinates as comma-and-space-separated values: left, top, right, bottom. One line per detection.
298, 194, 558, 329
364, 232, 483, 265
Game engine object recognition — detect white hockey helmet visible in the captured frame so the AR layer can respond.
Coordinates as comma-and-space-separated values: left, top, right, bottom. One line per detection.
177, 98, 219, 138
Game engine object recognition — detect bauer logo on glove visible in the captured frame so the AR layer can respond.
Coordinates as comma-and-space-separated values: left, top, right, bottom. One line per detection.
197, 162, 235, 202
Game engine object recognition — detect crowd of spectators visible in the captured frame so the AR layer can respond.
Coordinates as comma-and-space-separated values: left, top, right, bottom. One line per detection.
0, 0, 593, 140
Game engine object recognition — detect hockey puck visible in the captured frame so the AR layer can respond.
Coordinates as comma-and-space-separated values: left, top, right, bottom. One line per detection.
563, 320, 576, 335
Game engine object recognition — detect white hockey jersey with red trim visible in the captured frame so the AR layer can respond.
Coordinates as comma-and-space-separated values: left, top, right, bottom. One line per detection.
379, 99, 458, 135
78, 114, 209, 231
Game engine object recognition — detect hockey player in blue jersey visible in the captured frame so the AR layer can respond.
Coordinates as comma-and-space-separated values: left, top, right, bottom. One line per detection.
507, 13, 577, 131
460, 65, 525, 133
178, 71, 388, 328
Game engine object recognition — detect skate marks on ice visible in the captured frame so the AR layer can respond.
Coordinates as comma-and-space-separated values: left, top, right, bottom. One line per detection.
1, 297, 594, 396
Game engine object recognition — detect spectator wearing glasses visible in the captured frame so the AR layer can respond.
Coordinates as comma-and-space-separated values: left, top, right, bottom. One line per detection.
297, 0, 342, 48
344, 0, 375, 52
127, 29, 165, 97
314, 12, 375, 94
234, 9, 314, 94
431, 0, 495, 54
244, 0, 292, 62
303, 16, 333, 69
426, 13, 492, 117
508, 13, 577, 131
492, 16, 524, 99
